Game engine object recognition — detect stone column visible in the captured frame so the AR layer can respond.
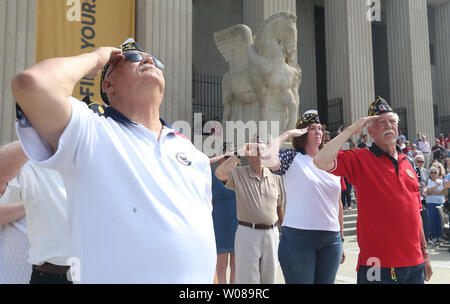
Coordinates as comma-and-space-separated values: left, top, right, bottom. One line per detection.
297, 0, 317, 114
0, 0, 36, 145
325, 0, 375, 125
434, 2, 450, 127
385, 0, 434, 139
136, 0, 193, 124
243, 0, 296, 33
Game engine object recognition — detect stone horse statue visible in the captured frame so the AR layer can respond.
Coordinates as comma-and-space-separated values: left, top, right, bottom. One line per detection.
214, 12, 301, 132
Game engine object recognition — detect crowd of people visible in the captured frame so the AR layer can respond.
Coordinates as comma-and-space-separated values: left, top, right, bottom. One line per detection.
1, 38, 449, 284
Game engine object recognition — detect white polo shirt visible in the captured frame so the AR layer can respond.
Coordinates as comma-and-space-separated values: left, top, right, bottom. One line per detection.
0, 161, 71, 266
17, 97, 216, 284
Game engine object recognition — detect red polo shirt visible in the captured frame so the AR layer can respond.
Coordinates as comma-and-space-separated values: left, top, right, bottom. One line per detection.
329, 144, 423, 270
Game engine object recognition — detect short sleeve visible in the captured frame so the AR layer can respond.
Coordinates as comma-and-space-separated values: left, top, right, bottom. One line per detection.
328, 150, 360, 186
224, 167, 237, 190
276, 176, 285, 207
16, 97, 100, 174
0, 163, 35, 206
0, 177, 22, 206
271, 149, 299, 176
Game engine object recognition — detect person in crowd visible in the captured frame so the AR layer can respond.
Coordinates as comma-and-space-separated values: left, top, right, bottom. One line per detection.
0, 202, 31, 284
414, 155, 432, 247
314, 97, 432, 284
431, 159, 446, 178
397, 137, 406, 151
418, 135, 432, 169
215, 137, 285, 284
431, 138, 445, 164
11, 38, 216, 283
0, 141, 71, 284
337, 125, 354, 150
414, 132, 422, 145
439, 133, 446, 147
402, 141, 412, 155
425, 166, 448, 244
357, 134, 368, 149
410, 144, 422, 159
397, 129, 407, 144
260, 110, 345, 284
209, 143, 238, 284
323, 130, 331, 145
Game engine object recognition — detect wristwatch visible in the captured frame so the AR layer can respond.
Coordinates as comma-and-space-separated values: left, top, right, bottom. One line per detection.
234, 151, 241, 159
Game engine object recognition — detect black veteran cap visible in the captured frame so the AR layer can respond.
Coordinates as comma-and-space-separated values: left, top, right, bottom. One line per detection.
100, 38, 144, 105
368, 96, 394, 116
295, 110, 320, 129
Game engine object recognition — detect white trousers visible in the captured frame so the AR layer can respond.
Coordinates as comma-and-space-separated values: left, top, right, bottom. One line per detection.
234, 224, 279, 284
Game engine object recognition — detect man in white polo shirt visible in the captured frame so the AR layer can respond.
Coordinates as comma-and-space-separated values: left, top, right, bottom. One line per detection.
0, 141, 72, 283
11, 38, 216, 283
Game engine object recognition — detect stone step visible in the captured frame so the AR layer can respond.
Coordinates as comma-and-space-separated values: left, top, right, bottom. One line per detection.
344, 220, 357, 229
344, 214, 357, 222
343, 227, 357, 237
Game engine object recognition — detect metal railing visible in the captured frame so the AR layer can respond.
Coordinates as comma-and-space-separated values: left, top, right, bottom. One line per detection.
192, 72, 223, 122
393, 107, 408, 140
327, 98, 344, 136
438, 115, 450, 136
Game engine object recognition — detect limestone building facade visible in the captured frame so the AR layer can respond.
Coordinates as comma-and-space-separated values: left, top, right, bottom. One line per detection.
1, 0, 449, 145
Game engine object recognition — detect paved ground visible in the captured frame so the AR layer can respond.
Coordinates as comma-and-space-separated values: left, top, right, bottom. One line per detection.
272, 235, 450, 284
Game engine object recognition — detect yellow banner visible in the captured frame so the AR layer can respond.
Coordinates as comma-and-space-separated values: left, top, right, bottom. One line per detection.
36, 0, 135, 103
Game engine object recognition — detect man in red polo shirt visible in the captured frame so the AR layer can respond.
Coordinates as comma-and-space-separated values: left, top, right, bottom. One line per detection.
314, 97, 432, 284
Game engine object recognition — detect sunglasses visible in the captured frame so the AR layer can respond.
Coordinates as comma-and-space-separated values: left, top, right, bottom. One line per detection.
416, 160, 424, 163
107, 51, 165, 77
430, 172, 438, 174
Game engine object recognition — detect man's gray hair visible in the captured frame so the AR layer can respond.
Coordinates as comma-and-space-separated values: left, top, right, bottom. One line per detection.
415, 154, 424, 161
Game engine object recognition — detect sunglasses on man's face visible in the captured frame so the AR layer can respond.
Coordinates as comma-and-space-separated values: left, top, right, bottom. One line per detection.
430, 172, 438, 174
107, 51, 165, 77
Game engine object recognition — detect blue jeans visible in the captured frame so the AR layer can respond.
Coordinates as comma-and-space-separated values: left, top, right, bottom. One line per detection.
357, 263, 424, 284
278, 226, 342, 284
427, 203, 443, 239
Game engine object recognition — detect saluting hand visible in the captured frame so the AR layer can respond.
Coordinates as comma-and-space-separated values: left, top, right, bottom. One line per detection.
347, 116, 379, 136
85, 47, 123, 79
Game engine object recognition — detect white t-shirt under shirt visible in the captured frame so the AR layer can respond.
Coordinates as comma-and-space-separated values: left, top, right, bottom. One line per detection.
0, 161, 71, 267
272, 149, 341, 232
17, 97, 216, 283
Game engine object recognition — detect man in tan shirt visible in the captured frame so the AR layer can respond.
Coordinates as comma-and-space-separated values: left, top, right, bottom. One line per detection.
215, 141, 285, 283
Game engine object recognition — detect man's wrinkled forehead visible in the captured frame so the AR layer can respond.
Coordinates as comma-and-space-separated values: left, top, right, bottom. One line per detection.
375, 112, 396, 122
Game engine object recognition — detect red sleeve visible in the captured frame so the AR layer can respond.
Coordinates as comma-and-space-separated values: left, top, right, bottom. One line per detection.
328, 150, 361, 186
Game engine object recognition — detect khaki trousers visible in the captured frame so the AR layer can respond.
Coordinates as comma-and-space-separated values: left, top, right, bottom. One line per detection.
234, 224, 279, 284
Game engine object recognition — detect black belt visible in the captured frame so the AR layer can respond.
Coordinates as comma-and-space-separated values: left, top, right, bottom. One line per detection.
33, 262, 70, 275
238, 220, 277, 230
